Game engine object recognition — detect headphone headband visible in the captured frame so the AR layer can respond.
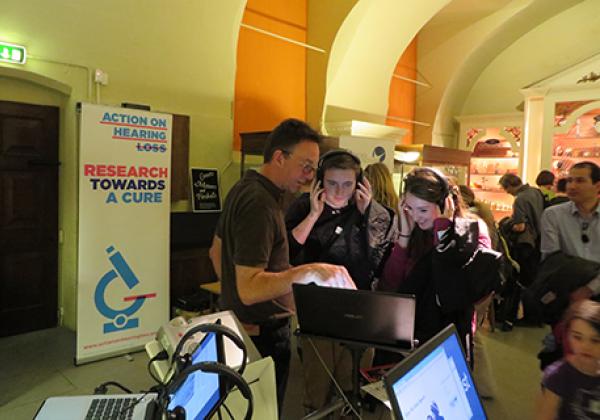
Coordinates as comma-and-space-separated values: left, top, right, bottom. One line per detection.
172, 322, 247, 375
403, 167, 450, 211
166, 362, 253, 420
316, 149, 363, 184
318, 149, 361, 168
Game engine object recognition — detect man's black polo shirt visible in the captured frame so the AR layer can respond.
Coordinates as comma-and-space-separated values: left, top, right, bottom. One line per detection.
216, 170, 290, 324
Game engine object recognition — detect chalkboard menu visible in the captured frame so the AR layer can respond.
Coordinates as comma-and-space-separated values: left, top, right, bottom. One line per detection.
190, 168, 221, 212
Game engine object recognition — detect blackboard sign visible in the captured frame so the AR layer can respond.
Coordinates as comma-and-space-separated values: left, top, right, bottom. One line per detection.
191, 168, 221, 212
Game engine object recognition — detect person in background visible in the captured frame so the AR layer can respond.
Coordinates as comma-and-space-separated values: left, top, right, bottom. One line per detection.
538, 162, 600, 368
458, 184, 498, 398
364, 162, 399, 213
285, 150, 397, 413
541, 161, 600, 302
209, 119, 356, 412
498, 173, 545, 328
378, 167, 492, 364
536, 169, 556, 203
536, 300, 600, 420
548, 177, 569, 206
459, 184, 497, 248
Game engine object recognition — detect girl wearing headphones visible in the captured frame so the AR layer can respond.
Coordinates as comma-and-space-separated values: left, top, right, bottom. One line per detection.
285, 150, 396, 291
377, 167, 493, 364
285, 149, 397, 413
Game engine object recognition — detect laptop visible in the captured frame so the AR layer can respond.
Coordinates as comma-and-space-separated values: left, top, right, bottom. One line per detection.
383, 324, 487, 420
292, 283, 416, 350
35, 331, 224, 420
167, 330, 225, 419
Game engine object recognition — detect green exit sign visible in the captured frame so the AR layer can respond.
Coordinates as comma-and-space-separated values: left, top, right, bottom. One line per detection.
0, 42, 27, 64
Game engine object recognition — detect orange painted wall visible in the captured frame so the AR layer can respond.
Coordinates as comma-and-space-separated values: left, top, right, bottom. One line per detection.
233, 0, 307, 150
386, 37, 418, 145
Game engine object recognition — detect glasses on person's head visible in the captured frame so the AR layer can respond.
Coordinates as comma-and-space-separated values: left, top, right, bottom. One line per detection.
582, 221, 590, 244
281, 150, 317, 175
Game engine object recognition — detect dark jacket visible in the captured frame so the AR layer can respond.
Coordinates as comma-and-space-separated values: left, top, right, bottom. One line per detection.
526, 251, 600, 324
380, 217, 499, 344
285, 194, 397, 290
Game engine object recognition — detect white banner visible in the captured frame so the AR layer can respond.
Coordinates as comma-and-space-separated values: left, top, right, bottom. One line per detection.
76, 103, 171, 364
338, 135, 396, 171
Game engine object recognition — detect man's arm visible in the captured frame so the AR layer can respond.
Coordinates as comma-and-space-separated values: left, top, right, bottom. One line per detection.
511, 195, 528, 232
540, 210, 560, 259
540, 209, 600, 300
209, 234, 222, 280
236, 263, 356, 306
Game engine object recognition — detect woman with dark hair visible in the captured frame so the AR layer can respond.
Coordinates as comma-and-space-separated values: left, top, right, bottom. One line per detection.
378, 167, 493, 362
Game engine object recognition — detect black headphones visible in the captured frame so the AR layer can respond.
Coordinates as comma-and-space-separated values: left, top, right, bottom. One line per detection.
165, 361, 253, 420
316, 149, 363, 184
404, 167, 451, 212
171, 322, 247, 376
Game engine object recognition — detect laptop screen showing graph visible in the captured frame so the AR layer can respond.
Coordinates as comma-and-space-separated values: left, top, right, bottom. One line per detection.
384, 324, 487, 420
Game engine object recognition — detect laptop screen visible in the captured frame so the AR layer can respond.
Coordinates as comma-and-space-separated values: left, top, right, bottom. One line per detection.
168, 332, 221, 420
384, 325, 486, 420
293, 283, 415, 349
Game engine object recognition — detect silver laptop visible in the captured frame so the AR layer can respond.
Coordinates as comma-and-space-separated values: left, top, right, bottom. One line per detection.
293, 284, 416, 350
383, 324, 487, 420
35, 331, 223, 420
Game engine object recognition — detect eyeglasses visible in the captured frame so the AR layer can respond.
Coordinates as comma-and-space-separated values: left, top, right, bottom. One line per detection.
582, 221, 590, 244
281, 150, 317, 175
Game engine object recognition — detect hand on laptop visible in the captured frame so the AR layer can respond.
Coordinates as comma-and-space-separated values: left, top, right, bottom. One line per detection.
297, 263, 356, 290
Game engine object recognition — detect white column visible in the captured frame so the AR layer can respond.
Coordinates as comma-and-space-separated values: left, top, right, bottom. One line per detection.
521, 88, 547, 184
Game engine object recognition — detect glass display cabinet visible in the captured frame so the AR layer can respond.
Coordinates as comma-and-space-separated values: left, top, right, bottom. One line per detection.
551, 100, 600, 178
393, 144, 471, 196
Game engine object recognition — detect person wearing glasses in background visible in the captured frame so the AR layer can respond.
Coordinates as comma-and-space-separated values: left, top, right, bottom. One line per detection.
540, 161, 600, 301
210, 119, 356, 412
538, 162, 600, 368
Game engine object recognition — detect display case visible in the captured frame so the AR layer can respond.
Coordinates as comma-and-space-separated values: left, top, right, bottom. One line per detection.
551, 100, 600, 177
456, 115, 523, 221
393, 144, 471, 195
469, 136, 519, 220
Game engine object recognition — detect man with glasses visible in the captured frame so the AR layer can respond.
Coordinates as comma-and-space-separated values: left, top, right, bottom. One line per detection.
537, 162, 600, 368
540, 161, 600, 301
209, 118, 355, 412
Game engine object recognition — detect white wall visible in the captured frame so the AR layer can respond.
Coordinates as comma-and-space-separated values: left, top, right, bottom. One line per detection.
462, 0, 600, 116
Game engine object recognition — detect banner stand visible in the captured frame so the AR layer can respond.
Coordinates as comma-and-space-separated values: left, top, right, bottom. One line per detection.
76, 103, 171, 364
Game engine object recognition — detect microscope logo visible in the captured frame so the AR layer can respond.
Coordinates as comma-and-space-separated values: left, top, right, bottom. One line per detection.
94, 246, 156, 333
372, 146, 386, 162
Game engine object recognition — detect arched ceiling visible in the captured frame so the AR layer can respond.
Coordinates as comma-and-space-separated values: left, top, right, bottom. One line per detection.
462, 0, 600, 115
322, 0, 451, 126
321, 0, 587, 148
428, 0, 583, 146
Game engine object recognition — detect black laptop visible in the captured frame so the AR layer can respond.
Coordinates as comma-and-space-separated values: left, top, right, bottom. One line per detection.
292, 284, 416, 350
383, 324, 487, 420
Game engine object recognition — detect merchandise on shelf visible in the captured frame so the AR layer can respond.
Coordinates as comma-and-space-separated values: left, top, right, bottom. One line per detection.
552, 107, 600, 178
468, 138, 519, 221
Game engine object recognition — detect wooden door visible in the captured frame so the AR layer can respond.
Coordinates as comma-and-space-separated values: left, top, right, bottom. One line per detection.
0, 101, 59, 336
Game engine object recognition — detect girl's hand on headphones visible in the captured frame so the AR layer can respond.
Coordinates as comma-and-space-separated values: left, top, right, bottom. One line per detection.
398, 199, 415, 246
355, 177, 372, 215
441, 194, 455, 220
309, 180, 326, 218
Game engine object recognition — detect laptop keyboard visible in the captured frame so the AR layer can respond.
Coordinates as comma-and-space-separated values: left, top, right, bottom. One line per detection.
85, 397, 136, 420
